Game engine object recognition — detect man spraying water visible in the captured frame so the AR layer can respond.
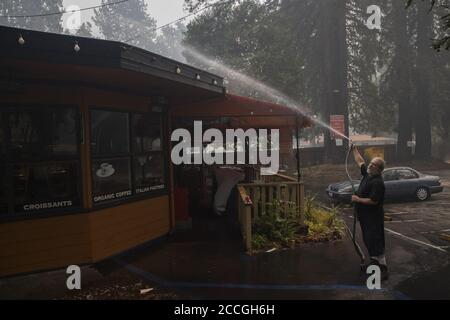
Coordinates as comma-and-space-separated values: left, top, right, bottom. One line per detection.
350, 144, 388, 281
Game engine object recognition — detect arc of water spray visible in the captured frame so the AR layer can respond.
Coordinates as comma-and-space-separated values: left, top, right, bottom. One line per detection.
182, 46, 351, 141
112, 1, 350, 142
115, 9, 350, 142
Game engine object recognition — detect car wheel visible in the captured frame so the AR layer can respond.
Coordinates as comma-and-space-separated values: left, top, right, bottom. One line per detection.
416, 187, 430, 201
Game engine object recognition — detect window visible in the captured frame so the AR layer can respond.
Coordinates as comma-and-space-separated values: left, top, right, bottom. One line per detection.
382, 170, 398, 181
1, 106, 81, 217
397, 169, 418, 180
92, 158, 132, 202
132, 113, 161, 153
8, 107, 78, 159
90, 109, 165, 205
12, 162, 80, 212
0, 113, 5, 158
132, 113, 165, 194
91, 110, 131, 203
91, 110, 129, 155
0, 166, 7, 213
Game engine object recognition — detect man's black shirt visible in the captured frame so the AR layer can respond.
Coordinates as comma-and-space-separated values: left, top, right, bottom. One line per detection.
356, 163, 385, 217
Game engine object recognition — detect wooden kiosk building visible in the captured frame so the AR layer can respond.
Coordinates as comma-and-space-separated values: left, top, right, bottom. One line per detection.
0, 26, 309, 277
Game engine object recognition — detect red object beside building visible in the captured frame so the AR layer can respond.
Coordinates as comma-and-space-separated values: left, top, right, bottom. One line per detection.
174, 187, 190, 222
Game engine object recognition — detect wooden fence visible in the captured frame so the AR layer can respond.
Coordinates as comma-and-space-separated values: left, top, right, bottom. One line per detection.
237, 173, 304, 253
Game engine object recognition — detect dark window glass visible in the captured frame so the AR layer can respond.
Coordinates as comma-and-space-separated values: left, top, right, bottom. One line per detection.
397, 169, 418, 180
132, 113, 162, 152
382, 170, 398, 181
134, 154, 165, 194
0, 113, 5, 157
0, 166, 7, 214
131, 113, 165, 195
91, 110, 129, 155
91, 109, 166, 203
1, 106, 81, 217
12, 162, 80, 213
8, 107, 78, 159
92, 158, 132, 203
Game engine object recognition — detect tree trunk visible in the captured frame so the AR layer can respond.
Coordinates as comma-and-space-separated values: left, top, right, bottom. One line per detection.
393, 0, 413, 161
323, 0, 349, 163
414, 1, 433, 160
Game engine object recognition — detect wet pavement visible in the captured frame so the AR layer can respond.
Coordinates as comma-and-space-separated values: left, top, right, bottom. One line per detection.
0, 215, 400, 300
379, 169, 450, 299
112, 216, 400, 300
1, 167, 449, 300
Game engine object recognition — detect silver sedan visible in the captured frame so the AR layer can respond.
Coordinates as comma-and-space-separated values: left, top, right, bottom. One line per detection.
326, 167, 444, 203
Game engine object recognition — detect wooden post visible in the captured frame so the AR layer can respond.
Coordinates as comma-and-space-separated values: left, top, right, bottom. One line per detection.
245, 205, 252, 253
254, 186, 260, 220
296, 116, 301, 182
167, 112, 176, 233
299, 183, 305, 216
80, 99, 93, 210
261, 185, 266, 215
283, 185, 289, 216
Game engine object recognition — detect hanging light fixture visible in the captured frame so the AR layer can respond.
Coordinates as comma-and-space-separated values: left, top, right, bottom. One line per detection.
195, 74, 201, 80
74, 41, 80, 52
175, 66, 181, 74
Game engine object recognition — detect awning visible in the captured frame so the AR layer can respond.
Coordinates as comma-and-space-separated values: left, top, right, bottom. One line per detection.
170, 94, 312, 129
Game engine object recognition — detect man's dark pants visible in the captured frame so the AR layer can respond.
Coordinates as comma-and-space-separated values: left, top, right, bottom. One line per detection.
358, 211, 385, 257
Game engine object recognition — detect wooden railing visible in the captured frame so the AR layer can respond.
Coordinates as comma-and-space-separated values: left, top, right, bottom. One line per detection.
237, 185, 253, 252
236, 174, 304, 253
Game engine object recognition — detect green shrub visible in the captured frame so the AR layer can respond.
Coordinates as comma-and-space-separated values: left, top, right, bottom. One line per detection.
251, 196, 345, 251
303, 196, 345, 240
252, 200, 301, 249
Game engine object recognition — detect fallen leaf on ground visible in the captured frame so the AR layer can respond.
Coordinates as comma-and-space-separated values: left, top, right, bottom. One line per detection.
140, 288, 154, 295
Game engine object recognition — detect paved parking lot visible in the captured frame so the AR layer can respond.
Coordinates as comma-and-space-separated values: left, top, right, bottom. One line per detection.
383, 169, 450, 250
340, 169, 450, 298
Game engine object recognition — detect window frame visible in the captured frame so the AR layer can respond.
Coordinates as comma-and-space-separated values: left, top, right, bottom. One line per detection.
89, 106, 168, 207
0, 104, 83, 221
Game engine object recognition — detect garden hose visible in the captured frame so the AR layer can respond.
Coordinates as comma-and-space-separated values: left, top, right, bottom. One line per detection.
345, 143, 366, 270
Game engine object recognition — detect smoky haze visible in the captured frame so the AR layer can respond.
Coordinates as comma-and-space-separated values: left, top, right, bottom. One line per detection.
0, 0, 449, 161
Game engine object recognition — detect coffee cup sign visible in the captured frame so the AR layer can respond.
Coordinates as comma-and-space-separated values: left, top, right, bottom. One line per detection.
101, 163, 111, 173
96, 163, 115, 178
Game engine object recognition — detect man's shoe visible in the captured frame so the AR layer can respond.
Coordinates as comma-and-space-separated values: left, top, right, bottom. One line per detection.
361, 258, 379, 272
362, 259, 389, 281
380, 264, 389, 281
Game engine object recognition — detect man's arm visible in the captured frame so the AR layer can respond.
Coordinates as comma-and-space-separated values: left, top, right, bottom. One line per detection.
351, 195, 378, 205
351, 144, 365, 168
351, 180, 384, 205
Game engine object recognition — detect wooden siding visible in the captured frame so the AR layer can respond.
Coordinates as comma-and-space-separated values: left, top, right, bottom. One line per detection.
89, 196, 170, 261
0, 213, 92, 277
0, 196, 170, 277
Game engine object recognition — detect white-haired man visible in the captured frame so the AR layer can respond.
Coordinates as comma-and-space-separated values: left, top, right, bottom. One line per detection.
351, 145, 388, 280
